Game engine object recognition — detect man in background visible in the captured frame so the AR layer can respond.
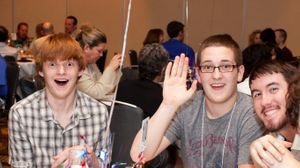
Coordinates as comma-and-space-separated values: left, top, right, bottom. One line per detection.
65, 15, 79, 38
16, 22, 29, 47
163, 20, 195, 68
275, 28, 295, 62
0, 26, 18, 57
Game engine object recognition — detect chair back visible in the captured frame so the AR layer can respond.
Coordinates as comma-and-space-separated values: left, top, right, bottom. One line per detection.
5, 61, 19, 110
3, 55, 16, 63
129, 49, 138, 69
107, 100, 143, 165
120, 67, 139, 82
19, 75, 44, 98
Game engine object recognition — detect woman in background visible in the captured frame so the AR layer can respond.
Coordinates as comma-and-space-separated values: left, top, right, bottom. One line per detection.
143, 28, 164, 46
76, 25, 121, 100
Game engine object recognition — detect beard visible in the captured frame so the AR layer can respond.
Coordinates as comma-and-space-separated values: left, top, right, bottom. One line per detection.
265, 116, 288, 132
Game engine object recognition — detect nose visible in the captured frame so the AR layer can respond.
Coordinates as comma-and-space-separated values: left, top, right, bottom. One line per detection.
212, 67, 222, 80
57, 64, 66, 75
261, 93, 272, 107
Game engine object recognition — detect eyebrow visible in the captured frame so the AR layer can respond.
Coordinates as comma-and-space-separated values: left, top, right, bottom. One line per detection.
201, 60, 234, 64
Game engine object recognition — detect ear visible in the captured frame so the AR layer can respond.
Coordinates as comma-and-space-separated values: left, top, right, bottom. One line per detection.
237, 65, 244, 82
83, 44, 90, 53
195, 67, 202, 84
78, 70, 84, 78
38, 71, 44, 77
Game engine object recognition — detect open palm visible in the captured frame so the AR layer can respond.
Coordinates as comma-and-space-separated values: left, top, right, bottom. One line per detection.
163, 54, 197, 107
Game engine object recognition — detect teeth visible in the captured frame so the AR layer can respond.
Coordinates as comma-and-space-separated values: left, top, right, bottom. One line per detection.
211, 83, 224, 87
56, 79, 67, 82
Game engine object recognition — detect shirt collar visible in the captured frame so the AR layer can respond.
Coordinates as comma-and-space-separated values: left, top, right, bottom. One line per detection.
40, 90, 91, 121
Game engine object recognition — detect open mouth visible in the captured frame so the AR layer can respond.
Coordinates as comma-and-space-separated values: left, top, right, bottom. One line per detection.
210, 83, 225, 89
54, 79, 69, 86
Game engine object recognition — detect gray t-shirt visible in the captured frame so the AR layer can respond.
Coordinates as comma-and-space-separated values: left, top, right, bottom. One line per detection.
165, 91, 265, 168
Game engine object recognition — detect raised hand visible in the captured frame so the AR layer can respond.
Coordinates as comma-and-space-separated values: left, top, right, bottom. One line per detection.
162, 54, 197, 108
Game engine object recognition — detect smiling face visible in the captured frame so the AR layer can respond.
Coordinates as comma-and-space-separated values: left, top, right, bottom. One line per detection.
250, 73, 288, 131
39, 59, 82, 100
83, 43, 106, 64
198, 46, 244, 105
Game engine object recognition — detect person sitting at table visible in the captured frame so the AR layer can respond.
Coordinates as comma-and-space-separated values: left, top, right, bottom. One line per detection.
117, 43, 168, 118
15, 22, 29, 47
76, 25, 121, 100
117, 43, 177, 168
143, 28, 164, 46
9, 33, 108, 167
65, 16, 80, 38
0, 56, 7, 99
0, 26, 18, 58
41, 21, 55, 37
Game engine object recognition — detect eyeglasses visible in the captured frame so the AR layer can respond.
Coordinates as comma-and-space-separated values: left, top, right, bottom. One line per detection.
199, 64, 239, 73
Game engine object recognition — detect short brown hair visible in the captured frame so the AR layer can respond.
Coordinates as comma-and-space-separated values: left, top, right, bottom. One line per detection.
249, 60, 300, 127
197, 34, 242, 67
35, 33, 85, 72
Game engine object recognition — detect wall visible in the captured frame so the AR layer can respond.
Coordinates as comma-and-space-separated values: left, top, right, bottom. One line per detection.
1, 0, 299, 66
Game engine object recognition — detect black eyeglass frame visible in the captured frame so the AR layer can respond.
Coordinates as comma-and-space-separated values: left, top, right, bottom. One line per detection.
198, 64, 240, 73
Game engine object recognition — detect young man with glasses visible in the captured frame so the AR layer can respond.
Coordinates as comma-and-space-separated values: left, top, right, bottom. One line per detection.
131, 34, 265, 167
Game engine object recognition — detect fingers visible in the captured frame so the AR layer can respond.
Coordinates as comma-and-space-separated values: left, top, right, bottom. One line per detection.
170, 56, 180, 77
250, 135, 289, 168
280, 140, 292, 148
250, 141, 272, 168
164, 62, 173, 80
52, 145, 86, 168
170, 54, 189, 78
265, 135, 287, 158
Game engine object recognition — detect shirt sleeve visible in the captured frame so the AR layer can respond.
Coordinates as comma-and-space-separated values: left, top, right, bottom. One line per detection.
9, 107, 35, 168
77, 65, 122, 100
164, 107, 184, 144
238, 109, 265, 165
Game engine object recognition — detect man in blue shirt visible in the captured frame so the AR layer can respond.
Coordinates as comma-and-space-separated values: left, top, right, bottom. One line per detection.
163, 20, 195, 68
0, 56, 7, 98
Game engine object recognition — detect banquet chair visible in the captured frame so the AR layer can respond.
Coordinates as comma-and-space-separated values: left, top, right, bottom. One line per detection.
129, 49, 138, 69
19, 75, 44, 98
120, 67, 139, 82
4, 60, 20, 110
3, 55, 16, 63
104, 100, 143, 165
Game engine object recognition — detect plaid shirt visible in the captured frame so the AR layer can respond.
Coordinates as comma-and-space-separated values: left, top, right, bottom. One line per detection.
9, 89, 108, 167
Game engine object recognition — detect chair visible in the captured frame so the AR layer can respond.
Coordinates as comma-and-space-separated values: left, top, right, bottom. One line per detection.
120, 67, 139, 82
3, 55, 16, 63
4, 61, 20, 110
129, 49, 138, 69
19, 75, 44, 98
106, 100, 143, 165
96, 50, 107, 73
